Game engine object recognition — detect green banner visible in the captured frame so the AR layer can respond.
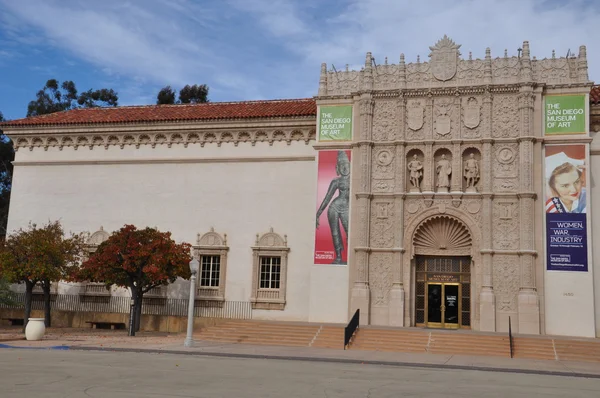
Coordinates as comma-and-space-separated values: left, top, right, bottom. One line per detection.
544, 95, 587, 135
318, 105, 353, 141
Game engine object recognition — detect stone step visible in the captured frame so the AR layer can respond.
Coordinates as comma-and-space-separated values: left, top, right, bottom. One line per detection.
201, 337, 310, 347
198, 327, 319, 334
200, 325, 320, 333
194, 320, 600, 363
198, 333, 314, 342
199, 335, 312, 344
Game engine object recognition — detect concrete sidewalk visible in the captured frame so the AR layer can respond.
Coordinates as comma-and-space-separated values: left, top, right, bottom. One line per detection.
2, 327, 600, 379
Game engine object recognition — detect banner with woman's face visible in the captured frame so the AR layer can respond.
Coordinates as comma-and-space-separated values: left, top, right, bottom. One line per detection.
545, 144, 588, 272
545, 145, 586, 214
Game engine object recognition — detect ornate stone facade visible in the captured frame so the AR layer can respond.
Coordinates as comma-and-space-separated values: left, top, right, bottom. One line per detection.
317, 36, 592, 334
4, 35, 597, 337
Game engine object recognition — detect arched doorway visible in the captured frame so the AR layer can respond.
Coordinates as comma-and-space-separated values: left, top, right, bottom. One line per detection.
412, 215, 472, 329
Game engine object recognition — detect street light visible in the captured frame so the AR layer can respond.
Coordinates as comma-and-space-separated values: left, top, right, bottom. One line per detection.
184, 258, 199, 347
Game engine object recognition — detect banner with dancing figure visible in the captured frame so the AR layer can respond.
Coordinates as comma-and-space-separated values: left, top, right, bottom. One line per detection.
314, 150, 351, 265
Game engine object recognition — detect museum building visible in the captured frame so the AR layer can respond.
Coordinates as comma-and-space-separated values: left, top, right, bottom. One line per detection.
3, 37, 600, 338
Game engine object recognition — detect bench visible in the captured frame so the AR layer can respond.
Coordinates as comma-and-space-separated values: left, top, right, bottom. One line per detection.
1, 318, 24, 326
85, 321, 126, 330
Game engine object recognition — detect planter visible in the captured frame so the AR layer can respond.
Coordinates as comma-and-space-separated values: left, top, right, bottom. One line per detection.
25, 318, 46, 341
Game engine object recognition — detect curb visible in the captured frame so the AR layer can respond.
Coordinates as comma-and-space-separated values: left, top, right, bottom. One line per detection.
67, 345, 600, 379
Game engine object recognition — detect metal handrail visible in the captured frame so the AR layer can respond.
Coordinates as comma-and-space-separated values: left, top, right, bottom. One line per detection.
508, 316, 514, 358
344, 308, 360, 350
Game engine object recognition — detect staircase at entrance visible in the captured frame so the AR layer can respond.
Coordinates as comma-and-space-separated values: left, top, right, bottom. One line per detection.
195, 320, 600, 362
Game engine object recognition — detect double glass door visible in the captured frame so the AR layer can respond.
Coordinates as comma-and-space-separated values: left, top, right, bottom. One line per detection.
426, 282, 460, 329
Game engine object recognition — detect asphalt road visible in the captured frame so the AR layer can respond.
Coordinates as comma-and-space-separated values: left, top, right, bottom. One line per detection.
2, 349, 600, 397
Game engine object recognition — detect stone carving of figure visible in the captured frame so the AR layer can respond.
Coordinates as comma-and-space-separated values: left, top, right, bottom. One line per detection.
464, 153, 480, 192
316, 151, 350, 265
407, 154, 423, 192
436, 154, 452, 192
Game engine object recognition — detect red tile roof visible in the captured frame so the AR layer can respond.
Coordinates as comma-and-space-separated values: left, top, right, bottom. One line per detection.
591, 85, 600, 105
1, 98, 317, 127
2, 87, 599, 128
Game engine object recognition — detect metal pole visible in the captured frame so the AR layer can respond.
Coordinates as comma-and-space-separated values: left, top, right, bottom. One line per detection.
128, 298, 135, 337
183, 270, 197, 347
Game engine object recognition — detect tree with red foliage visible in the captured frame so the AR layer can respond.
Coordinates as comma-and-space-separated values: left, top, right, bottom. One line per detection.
76, 225, 192, 332
0, 220, 86, 328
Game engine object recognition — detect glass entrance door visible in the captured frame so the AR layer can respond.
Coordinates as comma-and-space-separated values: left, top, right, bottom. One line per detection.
426, 282, 460, 329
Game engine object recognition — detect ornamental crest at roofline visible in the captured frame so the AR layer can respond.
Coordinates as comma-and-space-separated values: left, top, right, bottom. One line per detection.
429, 35, 461, 82
318, 36, 590, 95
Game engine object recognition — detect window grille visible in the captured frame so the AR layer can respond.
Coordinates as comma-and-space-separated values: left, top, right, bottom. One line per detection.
200, 255, 221, 287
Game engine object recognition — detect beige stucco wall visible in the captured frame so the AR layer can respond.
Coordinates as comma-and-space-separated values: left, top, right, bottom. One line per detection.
543, 91, 596, 338
590, 130, 600, 337
7, 139, 348, 323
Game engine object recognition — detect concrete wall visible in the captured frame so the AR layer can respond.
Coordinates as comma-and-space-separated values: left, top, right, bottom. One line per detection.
7, 139, 349, 323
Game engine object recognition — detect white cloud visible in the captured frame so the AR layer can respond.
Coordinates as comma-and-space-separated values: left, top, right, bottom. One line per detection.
0, 0, 597, 109
237, 0, 600, 87
228, 0, 313, 38
0, 0, 257, 100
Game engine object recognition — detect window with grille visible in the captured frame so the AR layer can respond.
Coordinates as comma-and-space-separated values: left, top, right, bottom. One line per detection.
200, 255, 221, 287
259, 256, 281, 289
251, 229, 289, 310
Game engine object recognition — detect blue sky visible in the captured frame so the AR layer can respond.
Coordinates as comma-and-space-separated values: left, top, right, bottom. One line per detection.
0, 0, 598, 120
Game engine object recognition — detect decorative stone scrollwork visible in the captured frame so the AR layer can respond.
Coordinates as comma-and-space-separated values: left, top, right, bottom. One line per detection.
493, 255, 520, 312
492, 56, 520, 84
537, 57, 569, 84
492, 95, 520, 138
461, 199, 483, 225
13, 128, 316, 152
370, 201, 395, 248
325, 70, 360, 95
254, 228, 287, 248
369, 253, 393, 306
493, 144, 519, 192
373, 63, 399, 91
493, 201, 520, 250
520, 198, 534, 250
372, 100, 398, 141
196, 227, 227, 248
373, 180, 394, 193
406, 61, 432, 87
457, 59, 485, 83
406, 200, 421, 215
373, 147, 395, 179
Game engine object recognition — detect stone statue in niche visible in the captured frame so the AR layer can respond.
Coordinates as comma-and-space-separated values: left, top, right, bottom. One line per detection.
464, 153, 480, 192
436, 154, 452, 193
407, 154, 424, 192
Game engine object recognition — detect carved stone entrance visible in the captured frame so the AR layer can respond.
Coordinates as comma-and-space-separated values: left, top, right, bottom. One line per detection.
412, 215, 473, 329
415, 256, 471, 328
